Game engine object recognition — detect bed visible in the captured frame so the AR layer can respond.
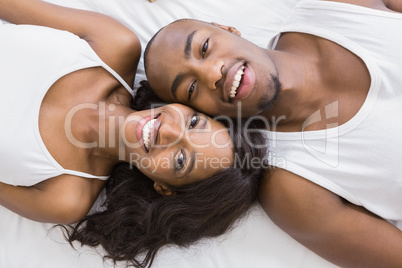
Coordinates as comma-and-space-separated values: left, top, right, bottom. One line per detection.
0, 0, 338, 267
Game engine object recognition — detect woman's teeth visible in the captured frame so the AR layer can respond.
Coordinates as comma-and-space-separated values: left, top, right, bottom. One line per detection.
230, 66, 245, 99
142, 118, 157, 151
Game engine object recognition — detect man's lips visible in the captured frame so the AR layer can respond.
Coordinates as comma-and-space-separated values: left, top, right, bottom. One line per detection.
231, 65, 254, 102
225, 63, 244, 102
224, 63, 254, 102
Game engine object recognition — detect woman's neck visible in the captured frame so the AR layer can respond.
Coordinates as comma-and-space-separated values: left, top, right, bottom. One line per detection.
89, 100, 135, 164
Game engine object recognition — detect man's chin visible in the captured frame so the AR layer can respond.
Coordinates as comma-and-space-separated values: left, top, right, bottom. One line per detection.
258, 75, 281, 112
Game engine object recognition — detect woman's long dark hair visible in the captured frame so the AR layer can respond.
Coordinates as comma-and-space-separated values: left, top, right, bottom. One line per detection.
62, 80, 268, 268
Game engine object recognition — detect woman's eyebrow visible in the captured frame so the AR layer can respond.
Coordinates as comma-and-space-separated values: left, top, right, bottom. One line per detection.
184, 116, 209, 177
202, 116, 209, 129
183, 151, 196, 177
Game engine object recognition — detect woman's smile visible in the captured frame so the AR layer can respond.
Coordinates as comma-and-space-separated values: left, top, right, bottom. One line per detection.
122, 103, 234, 183
136, 113, 161, 153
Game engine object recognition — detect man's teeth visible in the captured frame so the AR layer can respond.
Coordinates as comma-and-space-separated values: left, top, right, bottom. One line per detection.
142, 118, 157, 151
230, 66, 245, 99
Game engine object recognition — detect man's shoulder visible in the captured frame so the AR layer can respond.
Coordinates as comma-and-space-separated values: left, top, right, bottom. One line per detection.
322, 0, 389, 11
259, 168, 344, 232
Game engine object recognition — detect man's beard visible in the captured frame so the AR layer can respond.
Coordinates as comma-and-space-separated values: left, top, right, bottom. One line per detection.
257, 74, 281, 112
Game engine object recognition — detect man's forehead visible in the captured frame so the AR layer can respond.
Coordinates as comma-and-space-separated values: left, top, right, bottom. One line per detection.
162, 19, 213, 38
146, 20, 215, 99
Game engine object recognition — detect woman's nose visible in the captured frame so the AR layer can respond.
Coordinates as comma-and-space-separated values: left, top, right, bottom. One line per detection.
199, 59, 224, 90
158, 120, 184, 146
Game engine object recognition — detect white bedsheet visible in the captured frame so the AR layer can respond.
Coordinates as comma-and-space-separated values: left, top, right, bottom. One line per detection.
1, 197, 336, 268
0, 0, 338, 267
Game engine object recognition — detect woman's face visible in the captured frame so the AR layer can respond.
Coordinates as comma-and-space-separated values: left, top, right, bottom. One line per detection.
121, 104, 233, 188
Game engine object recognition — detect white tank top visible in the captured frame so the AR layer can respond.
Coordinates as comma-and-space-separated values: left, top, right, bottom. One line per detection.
266, 1, 402, 228
0, 24, 134, 186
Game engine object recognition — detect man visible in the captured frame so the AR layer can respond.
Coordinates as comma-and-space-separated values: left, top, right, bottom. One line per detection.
143, 0, 402, 267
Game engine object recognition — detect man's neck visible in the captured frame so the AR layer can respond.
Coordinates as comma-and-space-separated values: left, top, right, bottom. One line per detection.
260, 32, 370, 132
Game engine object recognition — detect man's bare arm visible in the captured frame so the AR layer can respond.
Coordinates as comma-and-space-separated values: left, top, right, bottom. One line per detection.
259, 168, 402, 268
325, 0, 402, 12
382, 0, 402, 12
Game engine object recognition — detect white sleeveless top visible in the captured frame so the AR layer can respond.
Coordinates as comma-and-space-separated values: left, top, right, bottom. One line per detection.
266, 1, 402, 228
0, 24, 134, 186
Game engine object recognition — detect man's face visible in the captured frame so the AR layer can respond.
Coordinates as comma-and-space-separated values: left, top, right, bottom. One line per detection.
145, 19, 281, 118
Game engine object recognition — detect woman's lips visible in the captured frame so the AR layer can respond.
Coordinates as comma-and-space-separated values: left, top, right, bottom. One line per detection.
136, 114, 160, 153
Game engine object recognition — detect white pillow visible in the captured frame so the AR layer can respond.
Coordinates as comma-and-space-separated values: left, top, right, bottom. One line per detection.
45, 0, 301, 89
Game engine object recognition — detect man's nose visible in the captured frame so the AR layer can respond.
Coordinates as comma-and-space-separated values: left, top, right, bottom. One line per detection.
199, 59, 224, 90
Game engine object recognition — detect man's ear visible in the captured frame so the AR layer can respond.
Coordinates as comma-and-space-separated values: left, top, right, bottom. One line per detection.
153, 182, 176, 196
211, 22, 241, 36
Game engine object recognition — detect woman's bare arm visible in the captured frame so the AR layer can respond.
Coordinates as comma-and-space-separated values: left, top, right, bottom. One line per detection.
259, 168, 402, 268
0, 175, 104, 224
0, 0, 140, 85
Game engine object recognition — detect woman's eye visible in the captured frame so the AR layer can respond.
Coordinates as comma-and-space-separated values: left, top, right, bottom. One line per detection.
202, 39, 209, 58
189, 114, 200, 129
176, 151, 185, 170
188, 81, 195, 100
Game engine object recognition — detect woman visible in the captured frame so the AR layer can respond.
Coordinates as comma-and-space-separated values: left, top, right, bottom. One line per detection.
0, 0, 231, 222
62, 83, 267, 268
0, 0, 267, 267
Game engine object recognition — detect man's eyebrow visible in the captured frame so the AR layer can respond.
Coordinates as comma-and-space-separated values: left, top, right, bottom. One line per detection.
171, 72, 185, 99
185, 30, 197, 59
170, 30, 197, 99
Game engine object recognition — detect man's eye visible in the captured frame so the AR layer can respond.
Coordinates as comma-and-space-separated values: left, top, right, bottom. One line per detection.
176, 151, 185, 170
189, 113, 200, 129
202, 39, 209, 58
188, 81, 196, 100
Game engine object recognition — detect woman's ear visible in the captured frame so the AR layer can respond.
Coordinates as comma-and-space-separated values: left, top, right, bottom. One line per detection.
211, 22, 241, 36
153, 182, 176, 196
